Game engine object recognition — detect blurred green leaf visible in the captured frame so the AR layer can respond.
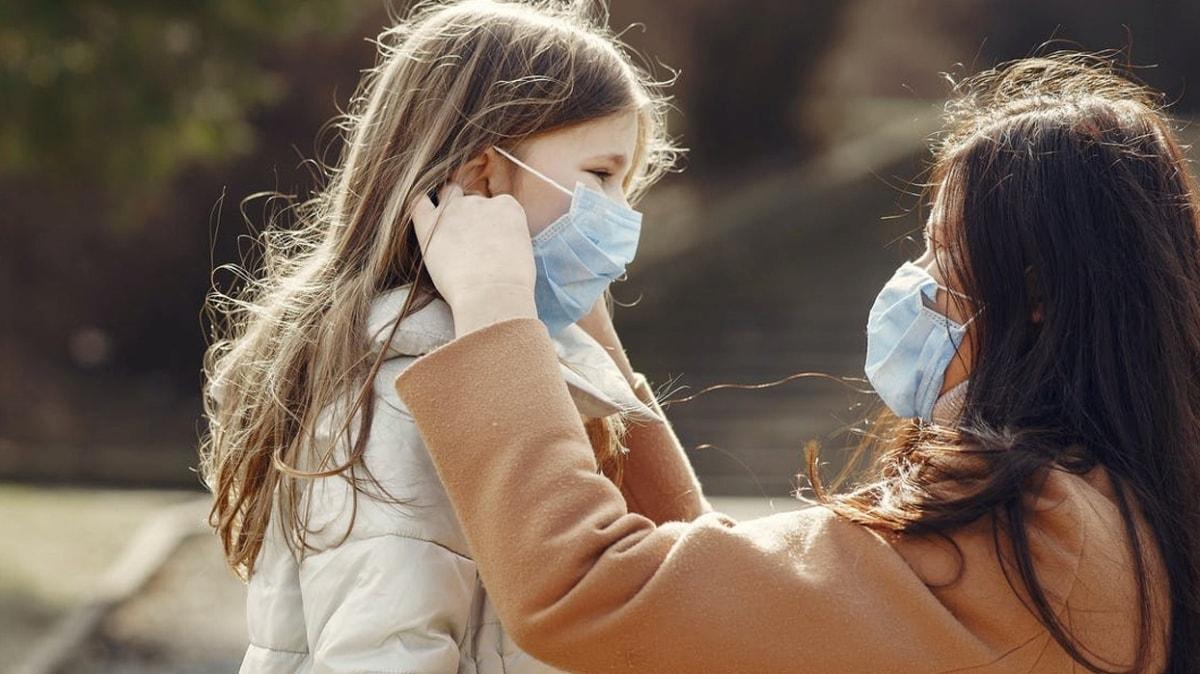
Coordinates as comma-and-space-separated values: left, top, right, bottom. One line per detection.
0, 0, 363, 224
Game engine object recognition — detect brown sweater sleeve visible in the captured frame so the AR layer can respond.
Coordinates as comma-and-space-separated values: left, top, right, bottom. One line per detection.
616, 373, 712, 525
394, 319, 1001, 673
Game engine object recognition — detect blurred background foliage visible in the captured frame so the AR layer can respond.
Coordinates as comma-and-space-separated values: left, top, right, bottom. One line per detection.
0, 1, 360, 220
3, 0, 1200, 492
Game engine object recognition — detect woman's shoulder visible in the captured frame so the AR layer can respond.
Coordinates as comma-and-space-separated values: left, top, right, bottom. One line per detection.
884, 461, 1143, 575
721, 471, 1164, 670
883, 463, 1169, 670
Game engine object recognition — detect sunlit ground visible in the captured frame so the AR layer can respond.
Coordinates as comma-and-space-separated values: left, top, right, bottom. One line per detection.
2, 484, 804, 672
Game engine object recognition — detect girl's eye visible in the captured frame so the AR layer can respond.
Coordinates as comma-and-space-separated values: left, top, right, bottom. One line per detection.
588, 169, 612, 181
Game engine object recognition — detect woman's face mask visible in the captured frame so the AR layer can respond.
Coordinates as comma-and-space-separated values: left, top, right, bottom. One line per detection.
494, 146, 642, 336
864, 260, 979, 421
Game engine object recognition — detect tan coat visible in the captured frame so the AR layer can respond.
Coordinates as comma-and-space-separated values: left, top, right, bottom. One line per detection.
394, 318, 1171, 674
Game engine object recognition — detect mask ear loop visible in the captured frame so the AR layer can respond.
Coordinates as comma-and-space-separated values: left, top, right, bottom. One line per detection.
940, 285, 985, 327
493, 146, 575, 198
923, 282, 984, 328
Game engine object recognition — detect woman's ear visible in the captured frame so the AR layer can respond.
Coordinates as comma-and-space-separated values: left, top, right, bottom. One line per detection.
452, 148, 513, 197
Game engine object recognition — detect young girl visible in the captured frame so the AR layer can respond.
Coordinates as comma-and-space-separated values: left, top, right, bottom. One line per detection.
200, 2, 707, 672
399, 54, 1197, 672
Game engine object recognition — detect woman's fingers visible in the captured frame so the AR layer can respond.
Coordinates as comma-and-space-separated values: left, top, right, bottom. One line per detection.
410, 193, 442, 259
411, 183, 465, 253
408, 181, 535, 317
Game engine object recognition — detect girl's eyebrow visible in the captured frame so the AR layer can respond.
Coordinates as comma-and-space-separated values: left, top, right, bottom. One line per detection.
585, 153, 628, 167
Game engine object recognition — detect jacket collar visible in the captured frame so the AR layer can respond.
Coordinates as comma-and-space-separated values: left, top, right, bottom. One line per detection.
368, 286, 658, 422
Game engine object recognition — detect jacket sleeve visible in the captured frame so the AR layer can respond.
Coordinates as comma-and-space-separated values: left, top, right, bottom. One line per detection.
618, 372, 713, 525
394, 319, 998, 674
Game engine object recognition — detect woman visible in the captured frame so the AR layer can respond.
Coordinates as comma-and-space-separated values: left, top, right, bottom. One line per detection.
399, 55, 1199, 672
200, 2, 706, 672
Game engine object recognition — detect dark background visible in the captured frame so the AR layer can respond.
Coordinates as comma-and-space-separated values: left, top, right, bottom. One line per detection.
4, 0, 1200, 495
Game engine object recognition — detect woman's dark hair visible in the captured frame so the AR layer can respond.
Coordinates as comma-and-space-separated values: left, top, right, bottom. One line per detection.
810, 53, 1200, 672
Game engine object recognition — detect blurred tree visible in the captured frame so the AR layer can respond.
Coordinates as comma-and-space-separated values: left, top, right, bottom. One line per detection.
9, 0, 1195, 487
609, 0, 845, 177
0, 1, 379, 481
0, 1, 363, 226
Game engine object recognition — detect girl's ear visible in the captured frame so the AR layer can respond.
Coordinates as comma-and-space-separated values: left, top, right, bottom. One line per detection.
452, 148, 513, 197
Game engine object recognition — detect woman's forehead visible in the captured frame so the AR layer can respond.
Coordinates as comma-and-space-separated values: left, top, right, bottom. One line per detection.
925, 184, 955, 246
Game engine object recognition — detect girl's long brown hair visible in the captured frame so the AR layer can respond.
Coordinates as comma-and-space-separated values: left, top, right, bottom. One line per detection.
200, 0, 679, 579
810, 53, 1198, 672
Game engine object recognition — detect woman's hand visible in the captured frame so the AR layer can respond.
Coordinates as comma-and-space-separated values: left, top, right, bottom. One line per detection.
411, 184, 538, 336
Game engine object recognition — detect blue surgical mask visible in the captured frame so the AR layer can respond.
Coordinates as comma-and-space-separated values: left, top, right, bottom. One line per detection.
494, 146, 642, 336
864, 261, 978, 421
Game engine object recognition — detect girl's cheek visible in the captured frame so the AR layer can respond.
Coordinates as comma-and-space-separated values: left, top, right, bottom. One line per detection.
524, 204, 553, 236
523, 194, 569, 237
509, 181, 548, 235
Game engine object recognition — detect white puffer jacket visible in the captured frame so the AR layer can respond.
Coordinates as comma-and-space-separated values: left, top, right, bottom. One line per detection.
239, 286, 658, 674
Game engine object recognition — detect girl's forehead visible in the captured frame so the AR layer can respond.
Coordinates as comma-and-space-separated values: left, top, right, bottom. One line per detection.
530, 110, 639, 153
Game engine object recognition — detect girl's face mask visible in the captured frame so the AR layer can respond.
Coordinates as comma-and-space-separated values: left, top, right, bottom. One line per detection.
494, 146, 642, 336
864, 260, 980, 421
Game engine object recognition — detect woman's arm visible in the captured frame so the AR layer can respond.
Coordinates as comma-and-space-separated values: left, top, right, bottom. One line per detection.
400, 188, 994, 672
618, 372, 712, 524
394, 318, 994, 674
577, 299, 712, 524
